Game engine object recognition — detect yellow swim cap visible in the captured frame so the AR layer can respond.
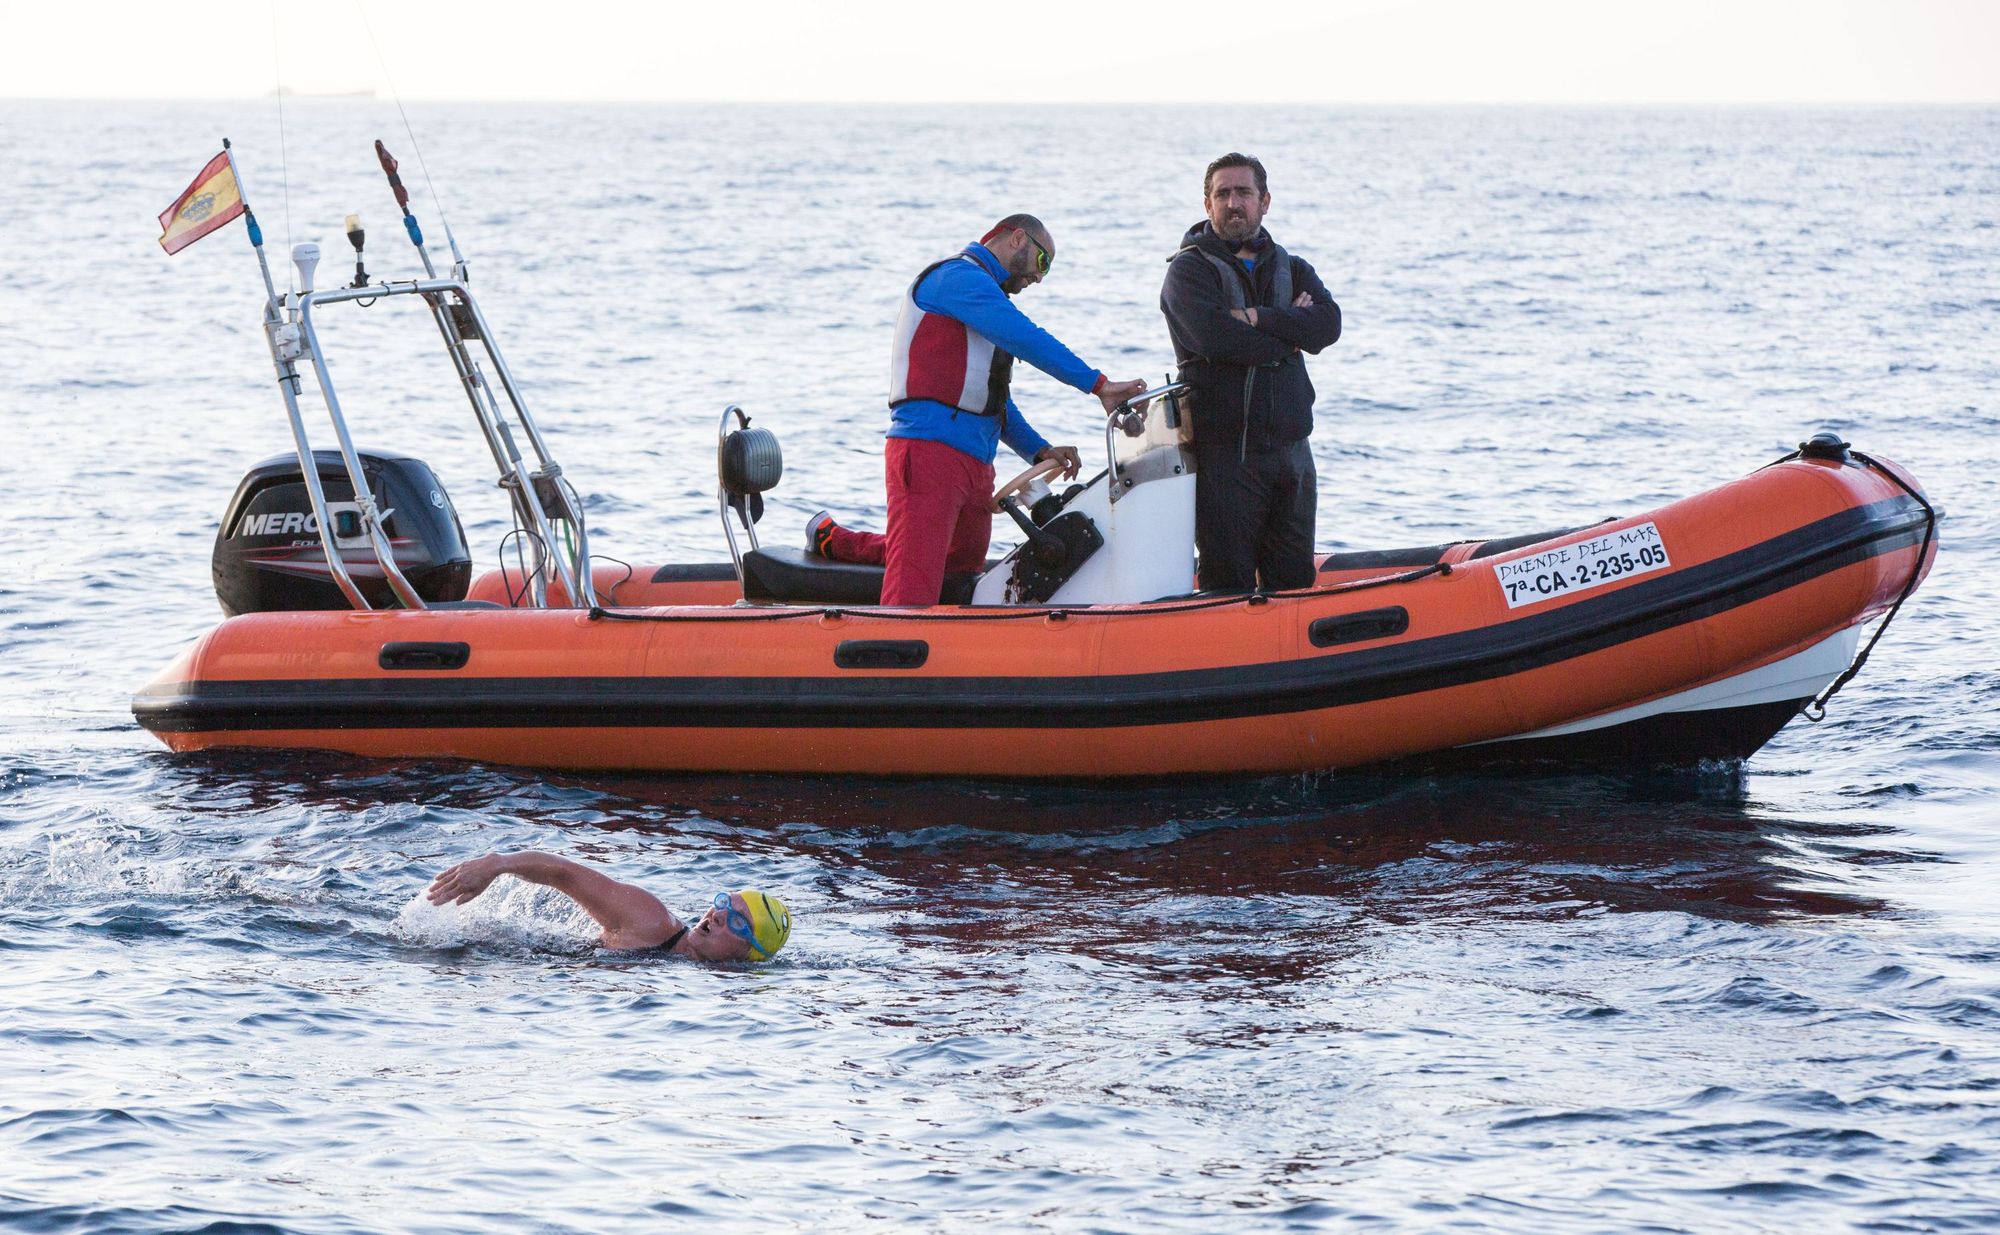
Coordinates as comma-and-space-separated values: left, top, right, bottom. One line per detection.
733, 888, 792, 961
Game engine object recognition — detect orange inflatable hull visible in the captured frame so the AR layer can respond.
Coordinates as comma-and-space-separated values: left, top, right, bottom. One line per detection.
133, 454, 1936, 779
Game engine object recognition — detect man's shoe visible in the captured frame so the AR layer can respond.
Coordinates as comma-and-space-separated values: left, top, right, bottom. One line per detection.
806, 510, 839, 557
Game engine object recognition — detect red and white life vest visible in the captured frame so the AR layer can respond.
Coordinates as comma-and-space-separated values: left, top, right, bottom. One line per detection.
888, 254, 1014, 418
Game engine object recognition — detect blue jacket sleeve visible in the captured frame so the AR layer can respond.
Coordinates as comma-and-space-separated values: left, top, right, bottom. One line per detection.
998, 397, 1050, 462
915, 263, 1104, 394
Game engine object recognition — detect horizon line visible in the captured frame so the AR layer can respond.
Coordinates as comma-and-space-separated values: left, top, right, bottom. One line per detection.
6, 95, 1998, 107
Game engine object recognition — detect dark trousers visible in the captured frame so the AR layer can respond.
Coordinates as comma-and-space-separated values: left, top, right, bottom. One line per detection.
1193, 437, 1318, 592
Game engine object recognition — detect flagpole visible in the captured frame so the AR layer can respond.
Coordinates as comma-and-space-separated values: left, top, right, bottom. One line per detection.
222, 138, 282, 315
221, 137, 372, 611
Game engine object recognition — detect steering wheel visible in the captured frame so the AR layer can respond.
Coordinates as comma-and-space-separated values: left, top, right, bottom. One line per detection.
990, 458, 1069, 513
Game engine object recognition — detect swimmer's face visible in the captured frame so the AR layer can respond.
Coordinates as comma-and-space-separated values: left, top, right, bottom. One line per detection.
683, 893, 757, 962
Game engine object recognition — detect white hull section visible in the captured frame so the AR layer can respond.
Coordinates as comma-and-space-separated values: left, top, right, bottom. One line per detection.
1474, 626, 1862, 746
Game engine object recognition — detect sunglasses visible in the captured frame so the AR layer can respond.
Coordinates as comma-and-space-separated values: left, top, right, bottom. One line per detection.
1020, 228, 1052, 276
712, 891, 770, 958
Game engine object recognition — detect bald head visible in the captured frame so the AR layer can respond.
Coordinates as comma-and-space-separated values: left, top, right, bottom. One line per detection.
980, 213, 1055, 293
988, 212, 1053, 255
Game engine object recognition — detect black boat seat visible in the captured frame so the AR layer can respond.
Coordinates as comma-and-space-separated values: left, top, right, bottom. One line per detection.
740, 546, 982, 606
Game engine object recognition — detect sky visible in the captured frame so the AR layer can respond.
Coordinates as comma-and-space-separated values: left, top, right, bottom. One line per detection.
6, 0, 1996, 104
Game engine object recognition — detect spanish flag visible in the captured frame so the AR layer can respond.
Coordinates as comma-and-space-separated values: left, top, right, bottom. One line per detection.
158, 151, 246, 255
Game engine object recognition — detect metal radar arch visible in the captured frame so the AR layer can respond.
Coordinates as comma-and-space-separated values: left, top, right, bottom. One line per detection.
247, 140, 595, 611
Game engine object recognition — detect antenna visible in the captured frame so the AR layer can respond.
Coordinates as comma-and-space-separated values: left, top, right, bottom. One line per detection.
291, 241, 320, 295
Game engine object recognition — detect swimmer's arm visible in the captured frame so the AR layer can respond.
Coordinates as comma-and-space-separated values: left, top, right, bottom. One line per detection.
426, 851, 681, 949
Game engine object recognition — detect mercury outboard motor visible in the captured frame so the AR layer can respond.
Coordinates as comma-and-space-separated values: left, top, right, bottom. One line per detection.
212, 449, 473, 615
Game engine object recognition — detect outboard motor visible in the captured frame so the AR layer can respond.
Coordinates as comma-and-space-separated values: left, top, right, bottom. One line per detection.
212, 449, 473, 615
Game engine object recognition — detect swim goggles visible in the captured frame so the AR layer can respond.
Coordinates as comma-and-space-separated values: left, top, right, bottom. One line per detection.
713, 891, 770, 959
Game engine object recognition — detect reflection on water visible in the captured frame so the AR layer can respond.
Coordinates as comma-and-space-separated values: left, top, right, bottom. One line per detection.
158, 748, 1894, 929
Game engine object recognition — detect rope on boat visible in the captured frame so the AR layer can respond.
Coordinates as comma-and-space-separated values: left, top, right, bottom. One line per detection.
499, 527, 551, 608
592, 554, 637, 598
584, 561, 1450, 626
1801, 450, 1938, 722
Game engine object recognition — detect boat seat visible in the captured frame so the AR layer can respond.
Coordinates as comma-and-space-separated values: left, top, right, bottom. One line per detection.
740, 547, 982, 606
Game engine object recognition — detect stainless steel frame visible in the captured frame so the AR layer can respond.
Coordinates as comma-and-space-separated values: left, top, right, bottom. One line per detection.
259, 275, 594, 609
717, 404, 757, 583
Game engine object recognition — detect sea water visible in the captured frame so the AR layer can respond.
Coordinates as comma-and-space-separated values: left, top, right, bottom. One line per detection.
1, 101, 1997, 1232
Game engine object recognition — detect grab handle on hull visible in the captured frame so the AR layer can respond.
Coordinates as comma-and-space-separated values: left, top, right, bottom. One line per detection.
1309, 607, 1410, 648
834, 640, 929, 670
379, 641, 472, 671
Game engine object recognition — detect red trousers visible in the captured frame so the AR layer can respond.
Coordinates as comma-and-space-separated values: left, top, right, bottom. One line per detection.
822, 437, 994, 606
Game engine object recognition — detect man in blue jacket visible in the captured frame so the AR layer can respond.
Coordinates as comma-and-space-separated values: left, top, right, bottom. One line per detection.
1161, 154, 1342, 591
812, 214, 1147, 606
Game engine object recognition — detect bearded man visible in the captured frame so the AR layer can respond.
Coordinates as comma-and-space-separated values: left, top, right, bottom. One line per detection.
1161, 154, 1342, 591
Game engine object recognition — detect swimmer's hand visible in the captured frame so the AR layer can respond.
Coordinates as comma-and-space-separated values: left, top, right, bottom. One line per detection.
427, 854, 506, 906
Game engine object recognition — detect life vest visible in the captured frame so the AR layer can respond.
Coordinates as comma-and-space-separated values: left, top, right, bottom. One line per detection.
1188, 242, 1293, 321
1177, 240, 1299, 460
889, 254, 1014, 422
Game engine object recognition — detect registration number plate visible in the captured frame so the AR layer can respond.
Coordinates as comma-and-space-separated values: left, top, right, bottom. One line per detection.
1494, 522, 1671, 609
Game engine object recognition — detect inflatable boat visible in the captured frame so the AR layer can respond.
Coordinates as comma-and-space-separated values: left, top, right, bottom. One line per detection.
132, 145, 1939, 779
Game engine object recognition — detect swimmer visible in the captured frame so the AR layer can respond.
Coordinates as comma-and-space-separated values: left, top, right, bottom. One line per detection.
425, 851, 791, 962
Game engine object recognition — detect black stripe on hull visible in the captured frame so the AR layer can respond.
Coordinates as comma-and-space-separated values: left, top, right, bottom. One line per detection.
135, 498, 1927, 735
1421, 698, 1808, 771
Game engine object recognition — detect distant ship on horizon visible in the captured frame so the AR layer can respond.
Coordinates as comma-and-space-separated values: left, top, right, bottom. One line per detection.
268, 86, 378, 100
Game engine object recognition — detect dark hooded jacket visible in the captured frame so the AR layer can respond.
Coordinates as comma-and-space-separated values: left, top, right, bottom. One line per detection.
1160, 221, 1341, 453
